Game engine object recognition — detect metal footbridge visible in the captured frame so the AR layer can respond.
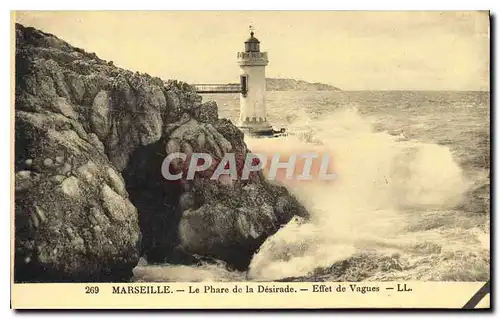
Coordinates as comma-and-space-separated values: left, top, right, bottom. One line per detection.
191, 84, 242, 94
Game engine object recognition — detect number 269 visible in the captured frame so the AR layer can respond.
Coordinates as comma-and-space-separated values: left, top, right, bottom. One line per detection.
85, 286, 100, 294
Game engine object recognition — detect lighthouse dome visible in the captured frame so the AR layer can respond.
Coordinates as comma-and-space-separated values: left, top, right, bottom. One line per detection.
245, 32, 260, 43
245, 31, 260, 52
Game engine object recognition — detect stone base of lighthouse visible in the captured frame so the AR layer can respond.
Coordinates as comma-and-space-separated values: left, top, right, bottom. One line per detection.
237, 118, 274, 137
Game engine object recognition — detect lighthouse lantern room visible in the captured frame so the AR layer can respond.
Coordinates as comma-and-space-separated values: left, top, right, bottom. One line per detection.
237, 29, 273, 135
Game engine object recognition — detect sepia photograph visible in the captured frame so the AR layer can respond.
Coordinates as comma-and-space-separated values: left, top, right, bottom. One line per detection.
10, 10, 491, 309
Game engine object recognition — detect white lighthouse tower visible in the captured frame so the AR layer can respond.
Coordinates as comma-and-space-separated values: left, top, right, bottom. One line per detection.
237, 29, 273, 135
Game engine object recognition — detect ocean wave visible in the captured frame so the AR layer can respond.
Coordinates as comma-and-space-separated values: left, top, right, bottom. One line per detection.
245, 107, 489, 281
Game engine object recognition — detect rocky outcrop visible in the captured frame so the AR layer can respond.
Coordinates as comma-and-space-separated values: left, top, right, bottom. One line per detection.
122, 113, 308, 270
14, 23, 308, 281
168, 117, 307, 269
14, 106, 142, 281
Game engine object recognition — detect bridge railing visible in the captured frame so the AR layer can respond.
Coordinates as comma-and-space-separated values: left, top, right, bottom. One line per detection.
192, 83, 242, 94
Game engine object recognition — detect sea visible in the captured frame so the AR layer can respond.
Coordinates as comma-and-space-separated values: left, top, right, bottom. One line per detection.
132, 90, 490, 282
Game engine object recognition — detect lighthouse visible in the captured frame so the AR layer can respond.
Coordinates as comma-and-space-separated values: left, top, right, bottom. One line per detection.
237, 29, 273, 136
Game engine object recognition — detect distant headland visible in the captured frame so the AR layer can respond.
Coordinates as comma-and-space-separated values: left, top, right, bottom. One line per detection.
265, 78, 341, 91
226, 78, 341, 92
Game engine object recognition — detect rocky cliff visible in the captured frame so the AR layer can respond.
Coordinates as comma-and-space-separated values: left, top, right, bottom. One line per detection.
14, 23, 308, 282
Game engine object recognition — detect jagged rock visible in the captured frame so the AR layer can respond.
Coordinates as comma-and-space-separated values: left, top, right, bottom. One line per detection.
106, 167, 128, 198
90, 90, 110, 140
75, 160, 99, 184
197, 101, 218, 124
129, 114, 309, 269
87, 133, 105, 154
65, 73, 85, 104
14, 110, 140, 282
104, 74, 167, 170
43, 158, 53, 167
51, 97, 77, 119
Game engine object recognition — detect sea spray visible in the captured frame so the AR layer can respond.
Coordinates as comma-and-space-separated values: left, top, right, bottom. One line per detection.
246, 107, 472, 280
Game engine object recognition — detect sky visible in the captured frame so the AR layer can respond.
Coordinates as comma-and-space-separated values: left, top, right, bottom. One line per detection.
15, 11, 490, 91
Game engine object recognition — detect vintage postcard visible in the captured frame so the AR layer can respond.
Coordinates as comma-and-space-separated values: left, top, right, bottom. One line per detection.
11, 11, 491, 309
